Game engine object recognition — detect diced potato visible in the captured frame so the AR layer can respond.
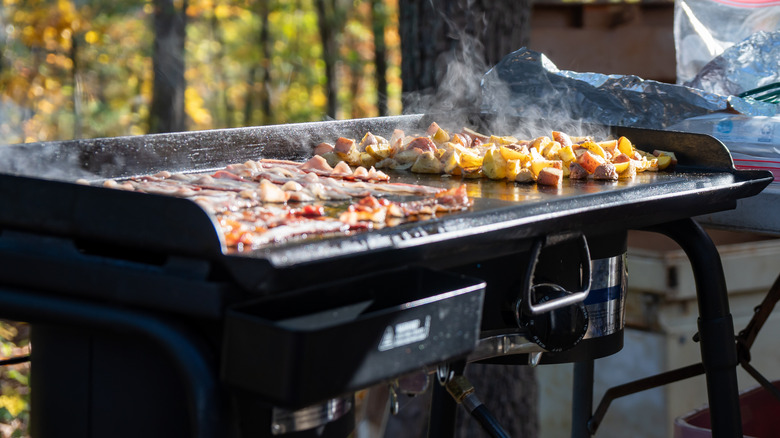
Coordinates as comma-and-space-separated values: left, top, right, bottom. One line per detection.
506, 159, 523, 181
514, 168, 535, 183
655, 154, 673, 170
541, 141, 562, 160
462, 127, 490, 142
432, 127, 450, 145
537, 167, 563, 187
570, 135, 593, 144
645, 157, 659, 172
366, 143, 393, 160
633, 158, 652, 172
653, 150, 677, 170
598, 140, 618, 155
562, 161, 572, 177
618, 161, 637, 179
426, 121, 442, 136
394, 148, 423, 165
482, 147, 507, 180
335, 138, 361, 165
531, 136, 552, 152
442, 149, 461, 175
552, 131, 573, 148
581, 141, 607, 159
405, 137, 437, 153
461, 167, 484, 179
559, 145, 576, 163
321, 151, 342, 168
576, 150, 605, 174
459, 150, 484, 168
500, 145, 529, 162
612, 161, 631, 174
489, 134, 519, 146
334, 137, 356, 154
359, 152, 378, 168
411, 151, 443, 174
529, 147, 544, 162
358, 132, 378, 151
530, 159, 563, 177
617, 136, 634, 157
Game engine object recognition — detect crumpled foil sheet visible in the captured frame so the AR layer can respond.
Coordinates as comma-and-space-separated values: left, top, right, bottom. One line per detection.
685, 30, 780, 98
481, 47, 778, 130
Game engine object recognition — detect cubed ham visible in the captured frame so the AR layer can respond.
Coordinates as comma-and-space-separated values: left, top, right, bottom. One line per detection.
593, 163, 619, 180
569, 162, 589, 180
334, 137, 356, 154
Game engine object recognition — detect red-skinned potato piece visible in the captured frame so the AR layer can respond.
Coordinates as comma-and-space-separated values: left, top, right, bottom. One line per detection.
552, 131, 573, 148
576, 150, 604, 174
537, 167, 563, 186
404, 137, 437, 154
334, 137, 356, 154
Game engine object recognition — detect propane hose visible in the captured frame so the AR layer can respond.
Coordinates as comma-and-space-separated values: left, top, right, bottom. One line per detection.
445, 375, 510, 438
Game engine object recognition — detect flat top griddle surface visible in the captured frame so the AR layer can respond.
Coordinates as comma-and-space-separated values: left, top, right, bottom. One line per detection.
0, 115, 773, 295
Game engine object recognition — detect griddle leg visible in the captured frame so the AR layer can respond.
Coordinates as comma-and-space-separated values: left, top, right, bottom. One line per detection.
571, 360, 594, 438
645, 219, 742, 438
428, 380, 458, 438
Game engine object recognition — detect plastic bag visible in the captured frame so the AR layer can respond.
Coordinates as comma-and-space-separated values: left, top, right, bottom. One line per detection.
674, 0, 780, 84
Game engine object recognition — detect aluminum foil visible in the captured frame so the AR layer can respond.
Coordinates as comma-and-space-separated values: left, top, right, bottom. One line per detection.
685, 30, 780, 98
481, 47, 778, 130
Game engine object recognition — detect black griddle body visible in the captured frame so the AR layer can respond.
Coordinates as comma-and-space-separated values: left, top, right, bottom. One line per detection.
0, 114, 772, 438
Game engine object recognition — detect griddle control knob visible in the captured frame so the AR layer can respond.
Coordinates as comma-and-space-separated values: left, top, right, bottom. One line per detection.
521, 284, 589, 353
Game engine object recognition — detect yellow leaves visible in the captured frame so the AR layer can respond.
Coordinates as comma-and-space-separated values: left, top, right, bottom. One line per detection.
185, 87, 213, 128
85, 30, 99, 44
0, 394, 27, 418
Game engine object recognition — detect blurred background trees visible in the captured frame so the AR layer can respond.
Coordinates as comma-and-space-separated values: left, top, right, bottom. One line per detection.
0, 0, 533, 143
0, 0, 407, 143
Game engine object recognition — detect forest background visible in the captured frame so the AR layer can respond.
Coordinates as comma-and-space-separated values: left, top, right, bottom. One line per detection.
1, 0, 406, 144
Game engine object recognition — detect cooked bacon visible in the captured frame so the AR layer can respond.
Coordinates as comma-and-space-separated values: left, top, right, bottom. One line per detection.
99, 156, 472, 250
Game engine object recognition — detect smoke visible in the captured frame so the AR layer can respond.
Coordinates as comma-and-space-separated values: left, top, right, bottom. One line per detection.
400, 2, 604, 141
0, 140, 96, 181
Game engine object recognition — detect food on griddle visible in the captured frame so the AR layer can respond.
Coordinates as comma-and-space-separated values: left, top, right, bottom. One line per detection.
317, 122, 675, 187
97, 158, 471, 250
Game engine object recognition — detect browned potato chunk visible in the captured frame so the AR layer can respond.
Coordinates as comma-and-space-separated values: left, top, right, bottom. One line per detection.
537, 167, 563, 186
576, 150, 604, 174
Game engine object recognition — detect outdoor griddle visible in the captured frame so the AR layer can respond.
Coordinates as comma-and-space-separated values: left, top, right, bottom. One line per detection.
0, 113, 772, 437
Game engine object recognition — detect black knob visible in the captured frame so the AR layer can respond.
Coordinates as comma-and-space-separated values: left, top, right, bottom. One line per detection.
520, 285, 589, 352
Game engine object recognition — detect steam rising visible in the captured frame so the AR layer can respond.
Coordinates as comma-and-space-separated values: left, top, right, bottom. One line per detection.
401, 4, 607, 141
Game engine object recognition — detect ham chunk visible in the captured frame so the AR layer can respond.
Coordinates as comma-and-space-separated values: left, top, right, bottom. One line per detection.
593, 163, 619, 180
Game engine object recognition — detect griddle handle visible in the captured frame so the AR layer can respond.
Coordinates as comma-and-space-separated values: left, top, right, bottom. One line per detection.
518, 233, 592, 316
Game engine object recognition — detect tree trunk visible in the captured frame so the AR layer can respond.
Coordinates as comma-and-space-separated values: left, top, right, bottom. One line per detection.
370, 0, 388, 117
69, 32, 82, 139
259, 1, 272, 125
398, 0, 531, 112
149, 0, 187, 133
315, 0, 339, 119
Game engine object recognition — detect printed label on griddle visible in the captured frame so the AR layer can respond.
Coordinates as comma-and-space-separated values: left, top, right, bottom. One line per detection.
378, 316, 431, 351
